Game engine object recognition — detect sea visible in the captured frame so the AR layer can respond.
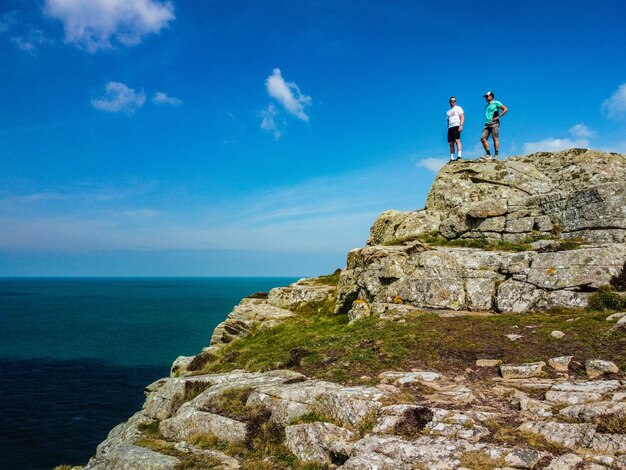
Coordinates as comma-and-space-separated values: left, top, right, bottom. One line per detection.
0, 277, 298, 470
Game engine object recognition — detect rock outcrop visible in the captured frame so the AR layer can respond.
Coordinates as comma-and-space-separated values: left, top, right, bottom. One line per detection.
77, 150, 626, 470
337, 149, 626, 318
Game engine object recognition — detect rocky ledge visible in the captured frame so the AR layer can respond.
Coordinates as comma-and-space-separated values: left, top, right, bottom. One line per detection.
68, 150, 626, 470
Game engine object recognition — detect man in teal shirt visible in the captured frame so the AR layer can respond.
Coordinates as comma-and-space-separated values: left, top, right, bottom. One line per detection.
480, 91, 508, 160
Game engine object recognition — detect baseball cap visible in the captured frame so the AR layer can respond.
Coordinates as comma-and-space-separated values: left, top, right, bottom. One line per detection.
483, 91, 494, 97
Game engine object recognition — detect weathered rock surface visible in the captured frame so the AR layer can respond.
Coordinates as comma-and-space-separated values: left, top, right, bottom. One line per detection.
267, 277, 335, 310
86, 366, 626, 469
285, 422, 355, 464
86, 444, 180, 470
500, 362, 546, 379
586, 359, 620, 378
210, 297, 295, 347
337, 150, 626, 317
208, 277, 337, 350
160, 410, 247, 443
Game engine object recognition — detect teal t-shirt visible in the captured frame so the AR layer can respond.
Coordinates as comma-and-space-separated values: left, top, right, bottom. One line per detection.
485, 100, 503, 123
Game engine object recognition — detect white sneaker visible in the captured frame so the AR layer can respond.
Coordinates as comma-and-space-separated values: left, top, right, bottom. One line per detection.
479, 155, 491, 160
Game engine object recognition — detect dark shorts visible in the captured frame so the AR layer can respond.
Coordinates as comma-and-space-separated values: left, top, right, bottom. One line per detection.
447, 126, 461, 142
481, 122, 500, 140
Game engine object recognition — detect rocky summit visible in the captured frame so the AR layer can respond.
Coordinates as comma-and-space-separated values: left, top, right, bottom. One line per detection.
65, 150, 626, 470
337, 149, 626, 318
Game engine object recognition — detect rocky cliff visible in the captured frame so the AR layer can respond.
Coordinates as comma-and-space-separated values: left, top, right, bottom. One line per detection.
68, 150, 626, 470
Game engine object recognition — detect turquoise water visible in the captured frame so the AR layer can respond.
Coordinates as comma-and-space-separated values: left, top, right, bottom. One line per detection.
0, 277, 297, 470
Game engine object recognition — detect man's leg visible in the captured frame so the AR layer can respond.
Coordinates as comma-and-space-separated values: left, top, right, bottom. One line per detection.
481, 126, 491, 159
455, 138, 462, 159
492, 124, 500, 159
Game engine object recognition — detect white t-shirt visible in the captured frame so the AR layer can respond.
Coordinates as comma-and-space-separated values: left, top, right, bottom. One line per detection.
447, 106, 464, 128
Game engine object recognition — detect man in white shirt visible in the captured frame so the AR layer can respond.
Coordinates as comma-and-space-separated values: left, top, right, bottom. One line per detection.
447, 97, 464, 161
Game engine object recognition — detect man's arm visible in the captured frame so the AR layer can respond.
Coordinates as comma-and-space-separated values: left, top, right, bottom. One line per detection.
459, 111, 465, 129
494, 104, 508, 120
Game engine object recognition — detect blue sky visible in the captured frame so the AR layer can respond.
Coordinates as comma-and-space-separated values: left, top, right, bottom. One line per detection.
1, 0, 626, 276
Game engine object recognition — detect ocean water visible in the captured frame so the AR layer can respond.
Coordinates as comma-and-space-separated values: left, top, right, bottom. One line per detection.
0, 277, 297, 470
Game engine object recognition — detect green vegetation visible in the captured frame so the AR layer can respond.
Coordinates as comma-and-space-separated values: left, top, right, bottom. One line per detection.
185, 351, 215, 372
170, 381, 213, 412
196, 297, 626, 383
484, 419, 568, 455
135, 436, 224, 469
610, 261, 626, 291
137, 403, 322, 469
204, 387, 254, 421
587, 285, 626, 311
459, 451, 505, 470
383, 231, 584, 253
138, 421, 163, 439
595, 412, 626, 434
53, 466, 73, 470
311, 269, 342, 286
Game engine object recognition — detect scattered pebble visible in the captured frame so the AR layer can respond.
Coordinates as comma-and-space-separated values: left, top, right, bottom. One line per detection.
551, 330, 565, 339
505, 334, 524, 341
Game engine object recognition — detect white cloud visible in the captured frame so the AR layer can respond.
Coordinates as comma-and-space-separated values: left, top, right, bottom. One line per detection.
11, 28, 53, 52
0, 11, 18, 34
523, 138, 590, 154
152, 91, 182, 105
417, 157, 448, 173
569, 123, 594, 139
44, 0, 175, 52
602, 83, 626, 119
260, 104, 282, 139
91, 81, 146, 113
265, 68, 311, 121
523, 123, 593, 153
0, 163, 424, 255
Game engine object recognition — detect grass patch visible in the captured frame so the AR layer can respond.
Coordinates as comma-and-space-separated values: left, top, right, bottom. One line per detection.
459, 451, 505, 469
198, 303, 626, 384
593, 413, 626, 434
188, 412, 326, 470
138, 420, 163, 439
136, 436, 223, 469
484, 419, 569, 455
610, 261, 626, 291
170, 380, 213, 412
588, 285, 626, 311
186, 351, 216, 372
311, 269, 342, 286
383, 231, 585, 253
385, 232, 532, 252
204, 386, 254, 421
294, 297, 337, 317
